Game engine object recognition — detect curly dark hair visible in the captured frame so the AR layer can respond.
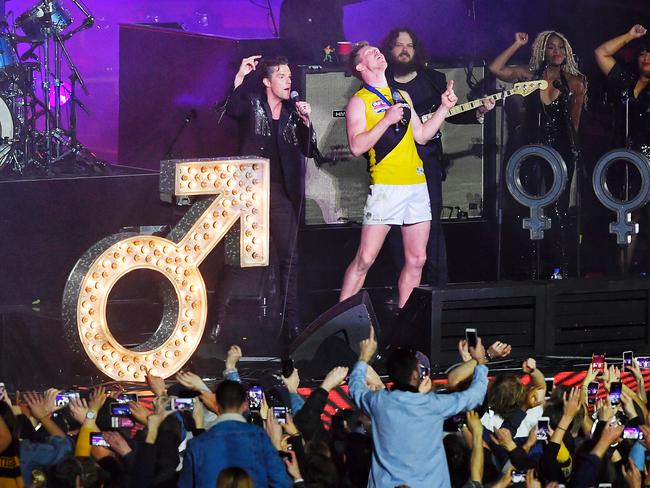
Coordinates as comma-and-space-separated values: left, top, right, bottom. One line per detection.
379, 27, 428, 71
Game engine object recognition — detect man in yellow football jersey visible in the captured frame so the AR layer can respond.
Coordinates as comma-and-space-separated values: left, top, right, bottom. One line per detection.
339, 42, 457, 309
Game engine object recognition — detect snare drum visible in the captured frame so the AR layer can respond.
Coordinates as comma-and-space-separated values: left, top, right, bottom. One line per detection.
16, 0, 72, 42
0, 35, 17, 70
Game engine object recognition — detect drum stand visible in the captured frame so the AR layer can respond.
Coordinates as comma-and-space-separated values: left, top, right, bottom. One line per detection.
35, 2, 103, 174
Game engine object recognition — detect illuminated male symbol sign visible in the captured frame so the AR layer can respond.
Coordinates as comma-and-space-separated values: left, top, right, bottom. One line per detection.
506, 144, 568, 240
62, 157, 269, 381
592, 149, 650, 245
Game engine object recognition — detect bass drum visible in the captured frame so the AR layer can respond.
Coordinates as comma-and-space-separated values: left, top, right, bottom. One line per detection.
0, 96, 15, 169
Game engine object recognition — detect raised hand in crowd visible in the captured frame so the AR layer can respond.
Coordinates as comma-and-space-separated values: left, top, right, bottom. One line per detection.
595, 396, 616, 423
24, 390, 66, 437
487, 341, 512, 361
145, 410, 173, 445
549, 387, 581, 445
449, 339, 512, 388
418, 376, 432, 394
591, 421, 624, 458
199, 389, 218, 415
467, 337, 487, 364
103, 431, 132, 458
145, 368, 167, 397
525, 468, 542, 488
620, 391, 639, 422
68, 397, 89, 425
282, 367, 300, 394
490, 427, 517, 452
225, 345, 243, 371
602, 363, 621, 391
264, 410, 283, 450
321, 366, 349, 392
358, 326, 377, 363
176, 371, 210, 393
193, 397, 205, 430
283, 451, 303, 484
365, 364, 385, 391
628, 358, 647, 405
458, 339, 472, 362
622, 458, 642, 488
128, 401, 150, 426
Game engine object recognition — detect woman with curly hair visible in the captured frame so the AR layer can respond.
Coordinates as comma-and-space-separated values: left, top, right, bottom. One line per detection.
489, 31, 587, 279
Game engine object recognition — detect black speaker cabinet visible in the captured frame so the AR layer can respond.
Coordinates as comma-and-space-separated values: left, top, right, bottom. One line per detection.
289, 291, 378, 379
301, 66, 487, 226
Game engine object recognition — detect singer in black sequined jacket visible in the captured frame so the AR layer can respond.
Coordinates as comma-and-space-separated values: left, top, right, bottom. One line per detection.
220, 80, 319, 210
213, 56, 319, 339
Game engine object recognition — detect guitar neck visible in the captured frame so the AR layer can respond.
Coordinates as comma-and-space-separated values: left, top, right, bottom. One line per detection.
421, 86, 533, 122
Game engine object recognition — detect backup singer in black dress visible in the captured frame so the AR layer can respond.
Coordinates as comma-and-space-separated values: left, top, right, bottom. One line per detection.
489, 31, 587, 279
596, 24, 650, 157
596, 24, 650, 271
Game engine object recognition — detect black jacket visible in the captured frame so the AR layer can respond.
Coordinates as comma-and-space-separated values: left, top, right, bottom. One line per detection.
222, 84, 318, 210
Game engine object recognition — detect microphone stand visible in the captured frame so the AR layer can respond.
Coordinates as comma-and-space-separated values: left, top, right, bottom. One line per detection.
496, 85, 509, 280
165, 110, 196, 159
266, 0, 279, 38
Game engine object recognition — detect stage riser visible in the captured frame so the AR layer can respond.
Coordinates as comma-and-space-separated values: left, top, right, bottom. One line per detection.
396, 279, 650, 364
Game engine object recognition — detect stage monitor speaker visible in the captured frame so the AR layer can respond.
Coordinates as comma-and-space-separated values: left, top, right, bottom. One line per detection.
302, 66, 486, 226
289, 291, 378, 379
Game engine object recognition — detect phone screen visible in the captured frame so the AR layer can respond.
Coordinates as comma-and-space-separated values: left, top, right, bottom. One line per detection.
173, 397, 194, 411
419, 365, 430, 379
637, 357, 650, 369
623, 426, 645, 440
90, 432, 110, 447
55, 391, 80, 407
587, 382, 599, 405
110, 402, 131, 416
465, 328, 477, 349
512, 471, 526, 484
609, 382, 622, 406
272, 406, 288, 424
623, 351, 633, 368
111, 416, 134, 429
116, 393, 138, 404
451, 413, 466, 430
591, 354, 605, 373
248, 386, 263, 412
537, 417, 550, 440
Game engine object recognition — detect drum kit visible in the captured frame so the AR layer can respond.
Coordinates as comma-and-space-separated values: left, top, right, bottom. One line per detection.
0, 0, 99, 175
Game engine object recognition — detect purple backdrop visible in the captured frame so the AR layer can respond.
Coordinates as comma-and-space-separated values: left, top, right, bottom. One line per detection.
4, 0, 643, 165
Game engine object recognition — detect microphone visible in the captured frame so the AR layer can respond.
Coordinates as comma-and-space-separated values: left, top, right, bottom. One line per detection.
391, 90, 410, 133
290, 90, 323, 165
552, 79, 570, 94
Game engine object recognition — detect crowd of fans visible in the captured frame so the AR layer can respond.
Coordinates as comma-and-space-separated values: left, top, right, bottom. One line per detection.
0, 331, 648, 488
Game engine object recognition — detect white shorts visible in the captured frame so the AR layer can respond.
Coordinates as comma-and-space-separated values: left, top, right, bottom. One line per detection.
363, 182, 431, 225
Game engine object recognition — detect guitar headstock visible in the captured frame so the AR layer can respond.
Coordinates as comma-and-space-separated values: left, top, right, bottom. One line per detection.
511, 80, 549, 97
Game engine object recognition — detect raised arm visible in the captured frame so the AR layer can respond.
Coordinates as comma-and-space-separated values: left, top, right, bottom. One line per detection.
595, 25, 647, 76
488, 32, 534, 83
346, 95, 403, 157
448, 340, 511, 389
407, 81, 456, 145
